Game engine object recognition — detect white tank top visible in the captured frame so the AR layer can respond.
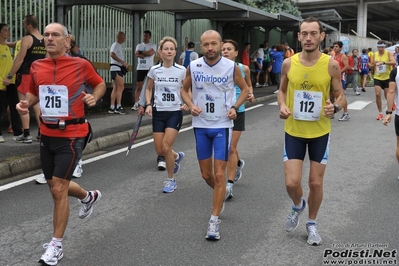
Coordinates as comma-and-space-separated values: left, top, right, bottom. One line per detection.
190, 57, 236, 128
148, 63, 186, 111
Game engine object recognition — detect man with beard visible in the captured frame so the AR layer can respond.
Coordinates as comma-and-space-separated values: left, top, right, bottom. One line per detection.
278, 17, 346, 245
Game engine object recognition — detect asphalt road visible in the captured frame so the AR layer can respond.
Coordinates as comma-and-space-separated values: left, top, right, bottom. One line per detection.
1, 91, 398, 266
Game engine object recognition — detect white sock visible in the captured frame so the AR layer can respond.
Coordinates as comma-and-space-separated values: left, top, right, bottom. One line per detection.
81, 191, 90, 203
51, 237, 63, 248
175, 152, 180, 161
166, 177, 174, 181
116, 104, 121, 108
307, 218, 317, 225
294, 200, 303, 209
210, 215, 218, 222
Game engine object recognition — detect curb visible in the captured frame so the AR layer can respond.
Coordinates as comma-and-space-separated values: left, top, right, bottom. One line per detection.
0, 94, 276, 180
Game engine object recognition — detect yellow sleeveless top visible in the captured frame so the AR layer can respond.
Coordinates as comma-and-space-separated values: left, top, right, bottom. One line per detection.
284, 53, 331, 138
374, 50, 392, 80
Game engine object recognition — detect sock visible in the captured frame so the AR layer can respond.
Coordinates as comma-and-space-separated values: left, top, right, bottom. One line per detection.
110, 105, 115, 109
23, 128, 30, 137
51, 237, 63, 248
307, 218, 317, 225
237, 160, 241, 167
294, 200, 303, 209
175, 152, 180, 161
37, 128, 40, 137
81, 191, 90, 203
116, 104, 121, 108
210, 215, 218, 222
166, 177, 174, 181
228, 180, 234, 184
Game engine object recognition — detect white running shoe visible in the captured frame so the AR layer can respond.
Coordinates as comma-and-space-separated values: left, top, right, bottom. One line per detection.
38, 243, 63, 266
273, 89, 279, 94
0, 136, 4, 143
79, 190, 102, 219
73, 159, 83, 178
131, 102, 139, 110
35, 173, 47, 184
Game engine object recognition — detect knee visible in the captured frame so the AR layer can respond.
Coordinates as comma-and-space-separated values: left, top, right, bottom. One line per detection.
213, 172, 225, 185
285, 178, 301, 190
161, 143, 172, 155
309, 179, 323, 191
49, 183, 68, 200
229, 146, 238, 156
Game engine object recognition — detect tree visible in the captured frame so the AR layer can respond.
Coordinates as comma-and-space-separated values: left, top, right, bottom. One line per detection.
234, 0, 301, 17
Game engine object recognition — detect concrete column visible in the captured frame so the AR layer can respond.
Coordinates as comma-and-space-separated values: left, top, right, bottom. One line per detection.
363, 2, 368, 38
175, 18, 182, 62
357, 0, 364, 37
132, 12, 141, 102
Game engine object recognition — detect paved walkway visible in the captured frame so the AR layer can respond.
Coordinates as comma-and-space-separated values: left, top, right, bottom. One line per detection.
0, 84, 279, 181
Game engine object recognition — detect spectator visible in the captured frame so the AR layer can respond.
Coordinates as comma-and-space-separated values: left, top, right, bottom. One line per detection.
131, 30, 157, 111
272, 44, 284, 94
241, 42, 250, 67
0, 23, 23, 143
178, 41, 198, 68
2, 15, 46, 143
253, 43, 264, 87
284, 42, 294, 59
109, 31, 129, 115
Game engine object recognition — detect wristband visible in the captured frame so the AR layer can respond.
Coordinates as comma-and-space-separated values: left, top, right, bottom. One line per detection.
386, 110, 393, 115
6, 74, 13, 79
230, 106, 238, 114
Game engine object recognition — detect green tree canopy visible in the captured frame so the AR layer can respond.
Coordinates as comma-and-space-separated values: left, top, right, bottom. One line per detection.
234, 0, 301, 17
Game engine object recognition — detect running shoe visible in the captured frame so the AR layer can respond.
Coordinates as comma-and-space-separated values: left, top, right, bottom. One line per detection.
12, 134, 22, 141
108, 107, 115, 114
115, 106, 126, 115
173, 151, 185, 174
361, 87, 366, 92
35, 135, 40, 142
393, 103, 397, 111
35, 173, 47, 184
73, 159, 83, 178
355, 91, 360, 96
0, 136, 4, 143
285, 198, 306, 232
7, 126, 12, 133
234, 159, 245, 182
157, 156, 166, 171
263, 83, 269, 87
219, 186, 231, 214
273, 89, 279, 94
206, 219, 221, 240
131, 102, 139, 111
38, 243, 63, 266
226, 182, 234, 199
162, 179, 177, 193
338, 113, 351, 121
79, 190, 102, 219
15, 134, 32, 144
376, 113, 383, 120
306, 222, 323, 245
255, 83, 261, 88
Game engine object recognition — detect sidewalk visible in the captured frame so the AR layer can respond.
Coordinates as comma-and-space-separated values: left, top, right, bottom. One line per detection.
0, 84, 278, 182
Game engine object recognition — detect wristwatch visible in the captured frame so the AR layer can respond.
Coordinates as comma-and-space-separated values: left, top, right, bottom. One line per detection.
386, 110, 393, 115
333, 104, 339, 113
6, 74, 13, 79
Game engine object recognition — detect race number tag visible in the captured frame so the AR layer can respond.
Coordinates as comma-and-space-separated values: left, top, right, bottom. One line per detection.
293, 90, 322, 121
376, 64, 386, 74
39, 85, 69, 117
198, 93, 224, 120
158, 86, 179, 107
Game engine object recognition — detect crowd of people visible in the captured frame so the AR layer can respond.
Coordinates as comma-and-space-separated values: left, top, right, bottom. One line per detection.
2, 13, 399, 265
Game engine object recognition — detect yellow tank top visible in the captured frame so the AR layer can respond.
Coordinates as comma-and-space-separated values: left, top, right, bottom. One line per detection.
374, 50, 391, 80
284, 53, 331, 138
0, 44, 16, 90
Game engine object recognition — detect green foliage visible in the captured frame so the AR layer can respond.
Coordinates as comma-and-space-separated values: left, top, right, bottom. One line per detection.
234, 0, 301, 17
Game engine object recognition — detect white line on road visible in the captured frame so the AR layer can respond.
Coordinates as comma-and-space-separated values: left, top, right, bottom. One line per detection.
0, 104, 265, 192
347, 100, 373, 110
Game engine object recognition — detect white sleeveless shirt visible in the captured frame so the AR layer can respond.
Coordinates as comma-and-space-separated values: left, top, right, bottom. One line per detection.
190, 57, 236, 128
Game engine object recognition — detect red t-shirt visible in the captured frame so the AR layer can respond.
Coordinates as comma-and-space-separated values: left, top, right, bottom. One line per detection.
29, 55, 104, 138
241, 49, 250, 66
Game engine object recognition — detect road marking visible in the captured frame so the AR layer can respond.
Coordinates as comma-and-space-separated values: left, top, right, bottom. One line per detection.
268, 101, 278, 105
348, 100, 373, 110
0, 104, 265, 191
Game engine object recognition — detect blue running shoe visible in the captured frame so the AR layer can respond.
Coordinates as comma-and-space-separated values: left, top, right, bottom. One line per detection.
226, 182, 234, 199
163, 179, 177, 193
206, 219, 221, 240
173, 151, 185, 174
284, 198, 306, 232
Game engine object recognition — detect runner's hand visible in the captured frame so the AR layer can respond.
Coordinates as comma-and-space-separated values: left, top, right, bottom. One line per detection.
81, 91, 97, 107
324, 99, 334, 117
16, 100, 29, 115
190, 105, 202, 116
383, 114, 391, 126
138, 105, 145, 116
279, 105, 291, 119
